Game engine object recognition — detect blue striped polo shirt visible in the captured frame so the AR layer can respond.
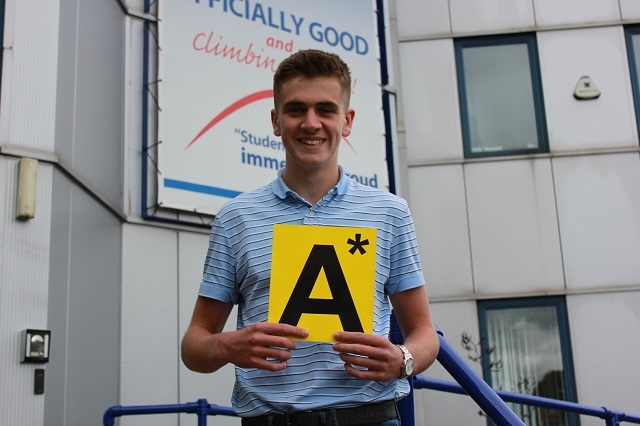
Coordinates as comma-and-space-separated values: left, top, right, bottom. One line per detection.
198, 167, 425, 417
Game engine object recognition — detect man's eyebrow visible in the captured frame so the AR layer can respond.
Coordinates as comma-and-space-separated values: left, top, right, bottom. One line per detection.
282, 100, 306, 108
282, 100, 340, 109
315, 101, 340, 108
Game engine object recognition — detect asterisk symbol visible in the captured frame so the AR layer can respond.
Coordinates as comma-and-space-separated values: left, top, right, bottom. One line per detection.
347, 233, 369, 255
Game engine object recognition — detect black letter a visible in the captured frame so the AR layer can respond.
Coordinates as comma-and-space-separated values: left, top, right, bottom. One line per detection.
278, 245, 364, 332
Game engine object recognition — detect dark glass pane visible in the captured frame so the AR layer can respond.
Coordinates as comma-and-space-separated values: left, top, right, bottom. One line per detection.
631, 33, 640, 97
486, 306, 571, 425
461, 43, 540, 154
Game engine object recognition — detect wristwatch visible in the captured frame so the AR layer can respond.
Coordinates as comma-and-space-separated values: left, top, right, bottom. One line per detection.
397, 344, 414, 378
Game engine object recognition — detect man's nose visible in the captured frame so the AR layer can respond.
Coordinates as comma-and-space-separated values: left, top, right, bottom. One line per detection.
301, 111, 321, 129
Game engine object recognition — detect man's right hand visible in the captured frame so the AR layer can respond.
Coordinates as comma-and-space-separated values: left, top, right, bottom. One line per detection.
221, 322, 309, 371
181, 296, 309, 373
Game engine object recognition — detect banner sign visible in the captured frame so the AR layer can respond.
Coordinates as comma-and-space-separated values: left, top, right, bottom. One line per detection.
157, 0, 387, 215
269, 224, 376, 342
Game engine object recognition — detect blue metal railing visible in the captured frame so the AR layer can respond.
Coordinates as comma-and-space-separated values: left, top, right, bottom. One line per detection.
414, 376, 640, 426
428, 327, 525, 425
103, 326, 640, 426
416, 328, 640, 426
103, 399, 236, 426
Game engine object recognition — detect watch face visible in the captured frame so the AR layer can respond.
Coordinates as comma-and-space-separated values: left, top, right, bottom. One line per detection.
405, 358, 414, 375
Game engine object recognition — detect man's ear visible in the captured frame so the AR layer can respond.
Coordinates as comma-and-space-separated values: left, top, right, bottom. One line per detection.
271, 109, 281, 136
341, 108, 355, 138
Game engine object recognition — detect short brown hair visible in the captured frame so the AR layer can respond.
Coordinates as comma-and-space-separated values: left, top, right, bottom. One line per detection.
273, 49, 352, 109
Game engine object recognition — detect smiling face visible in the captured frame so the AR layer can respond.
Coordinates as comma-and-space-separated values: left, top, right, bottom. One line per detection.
271, 75, 355, 179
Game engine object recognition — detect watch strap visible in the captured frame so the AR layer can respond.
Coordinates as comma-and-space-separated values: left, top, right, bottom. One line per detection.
397, 344, 413, 379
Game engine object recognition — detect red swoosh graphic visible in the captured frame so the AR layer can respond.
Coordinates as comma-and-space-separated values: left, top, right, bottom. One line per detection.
343, 137, 355, 153
185, 89, 355, 152
185, 89, 274, 150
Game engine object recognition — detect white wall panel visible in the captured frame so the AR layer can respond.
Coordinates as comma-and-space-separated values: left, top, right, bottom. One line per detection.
0, 0, 59, 152
0, 5, 60, 422
0, 158, 53, 426
620, 0, 640, 19
46, 179, 122, 426
398, 39, 464, 163
450, 0, 535, 34
55, 0, 126, 210
395, 141, 411, 200
533, 0, 620, 27
538, 27, 637, 152
178, 231, 241, 425
465, 159, 565, 295
408, 165, 473, 299
553, 153, 640, 290
415, 301, 484, 426
123, 16, 145, 218
121, 225, 179, 426
394, 0, 450, 39
567, 292, 640, 419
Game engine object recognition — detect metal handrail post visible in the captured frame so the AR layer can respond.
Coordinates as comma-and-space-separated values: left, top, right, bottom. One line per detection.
196, 399, 209, 426
389, 311, 415, 426
604, 408, 624, 426
103, 407, 116, 426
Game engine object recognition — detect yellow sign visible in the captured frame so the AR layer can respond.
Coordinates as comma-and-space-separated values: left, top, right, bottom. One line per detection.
268, 224, 377, 342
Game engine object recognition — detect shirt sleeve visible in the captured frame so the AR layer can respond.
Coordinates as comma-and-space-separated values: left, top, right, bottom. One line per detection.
198, 216, 240, 304
386, 206, 425, 295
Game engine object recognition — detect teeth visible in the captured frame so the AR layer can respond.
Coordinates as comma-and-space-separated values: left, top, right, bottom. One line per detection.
300, 139, 323, 145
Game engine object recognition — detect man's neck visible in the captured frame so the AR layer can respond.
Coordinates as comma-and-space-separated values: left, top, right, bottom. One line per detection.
282, 167, 340, 205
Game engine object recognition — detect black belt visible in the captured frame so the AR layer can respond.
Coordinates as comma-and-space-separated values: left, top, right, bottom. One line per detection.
241, 400, 398, 426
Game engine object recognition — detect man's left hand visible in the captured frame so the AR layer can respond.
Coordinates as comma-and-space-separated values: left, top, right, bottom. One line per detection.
332, 331, 403, 382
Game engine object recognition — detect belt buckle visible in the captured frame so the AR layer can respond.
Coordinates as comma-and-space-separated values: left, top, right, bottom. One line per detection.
285, 410, 328, 426
318, 410, 331, 425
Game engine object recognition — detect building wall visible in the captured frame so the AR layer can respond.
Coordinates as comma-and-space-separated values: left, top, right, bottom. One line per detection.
119, 224, 239, 426
47, 0, 126, 424
393, 0, 640, 424
0, 0, 126, 425
1, 0, 639, 425
0, 158, 54, 426
0, 1, 59, 425
55, 0, 126, 211
46, 169, 122, 426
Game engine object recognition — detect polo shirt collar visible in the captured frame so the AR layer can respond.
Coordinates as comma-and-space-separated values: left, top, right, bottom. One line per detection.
272, 166, 350, 200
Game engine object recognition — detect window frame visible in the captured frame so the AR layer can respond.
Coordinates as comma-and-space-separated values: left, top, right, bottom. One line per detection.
455, 33, 549, 159
624, 25, 640, 141
0, 0, 4, 100
477, 296, 579, 426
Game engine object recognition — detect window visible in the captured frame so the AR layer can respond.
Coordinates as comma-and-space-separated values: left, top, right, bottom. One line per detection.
455, 34, 548, 158
0, 0, 4, 99
625, 25, 640, 139
478, 297, 579, 426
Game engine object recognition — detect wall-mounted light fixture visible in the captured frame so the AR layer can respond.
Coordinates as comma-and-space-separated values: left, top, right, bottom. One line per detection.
16, 157, 38, 220
21, 329, 51, 363
574, 76, 600, 100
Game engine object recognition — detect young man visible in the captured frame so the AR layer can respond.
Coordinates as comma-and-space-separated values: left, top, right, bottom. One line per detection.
181, 49, 439, 426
